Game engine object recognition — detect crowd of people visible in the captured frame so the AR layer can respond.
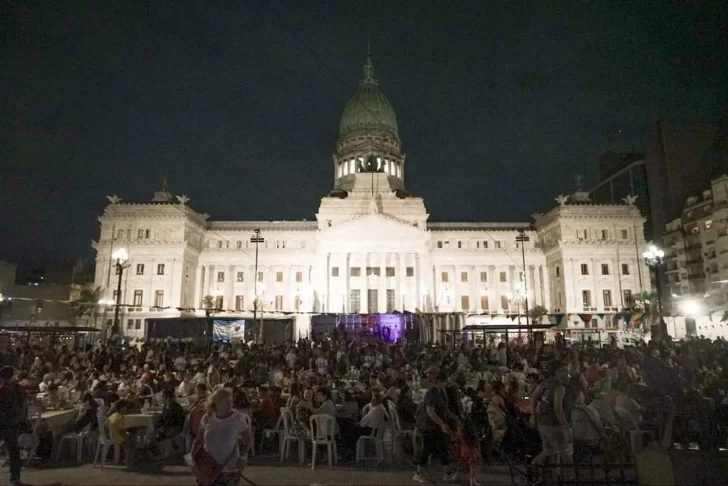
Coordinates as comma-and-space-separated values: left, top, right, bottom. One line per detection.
0, 331, 727, 486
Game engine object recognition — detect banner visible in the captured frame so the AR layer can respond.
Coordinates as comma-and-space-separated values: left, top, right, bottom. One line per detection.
213, 319, 246, 341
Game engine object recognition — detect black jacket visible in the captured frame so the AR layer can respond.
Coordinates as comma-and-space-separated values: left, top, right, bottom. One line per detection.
0, 382, 26, 428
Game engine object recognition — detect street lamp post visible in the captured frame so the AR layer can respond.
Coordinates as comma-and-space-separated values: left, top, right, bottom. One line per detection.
642, 245, 667, 341
111, 248, 129, 344
516, 230, 531, 333
250, 229, 265, 341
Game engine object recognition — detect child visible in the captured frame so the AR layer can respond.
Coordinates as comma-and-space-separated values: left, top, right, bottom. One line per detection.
452, 417, 481, 486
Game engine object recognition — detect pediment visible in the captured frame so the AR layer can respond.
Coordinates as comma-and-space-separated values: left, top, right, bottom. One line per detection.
317, 213, 428, 249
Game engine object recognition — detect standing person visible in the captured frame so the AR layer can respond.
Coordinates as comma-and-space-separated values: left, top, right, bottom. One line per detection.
531, 362, 574, 468
191, 389, 252, 486
413, 367, 457, 483
0, 366, 25, 486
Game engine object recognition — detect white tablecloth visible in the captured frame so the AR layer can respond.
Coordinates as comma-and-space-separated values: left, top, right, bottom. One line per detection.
41, 409, 77, 435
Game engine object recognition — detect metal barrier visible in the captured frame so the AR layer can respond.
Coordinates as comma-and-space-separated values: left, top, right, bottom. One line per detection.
509, 456, 637, 486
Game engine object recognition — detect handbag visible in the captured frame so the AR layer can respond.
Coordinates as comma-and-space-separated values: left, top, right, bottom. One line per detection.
191, 441, 239, 486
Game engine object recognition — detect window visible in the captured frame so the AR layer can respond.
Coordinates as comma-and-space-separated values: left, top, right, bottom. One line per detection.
500, 295, 509, 309
556, 266, 560, 278
499, 272, 507, 282
350, 290, 361, 313
133, 290, 143, 307
294, 295, 302, 311
406, 266, 414, 277
457, 241, 462, 249
441, 272, 449, 283
581, 290, 591, 308
215, 296, 223, 310
437, 241, 443, 249
217, 271, 225, 282
217, 241, 223, 249
580, 264, 589, 275
127, 319, 133, 329
154, 290, 164, 308
479, 271, 487, 282
257, 271, 263, 282
601, 264, 609, 275
350, 267, 362, 277
117, 229, 124, 239
386, 267, 395, 277
621, 264, 630, 275
235, 295, 244, 311
603, 290, 612, 308
113, 290, 121, 302
275, 241, 286, 249
495, 241, 502, 249
295, 271, 303, 283
461, 296, 470, 311
276, 271, 283, 282
137, 229, 144, 239
145, 229, 150, 239
136, 264, 144, 275
367, 289, 378, 313
480, 296, 489, 310
623, 290, 632, 307
620, 229, 628, 240
331, 267, 339, 277
482, 241, 489, 249
135, 319, 141, 330
600, 229, 608, 240
366, 266, 381, 276
236, 241, 242, 249
461, 271, 468, 282
386, 289, 395, 313
274, 295, 283, 311
157, 264, 165, 275
236, 272, 244, 282
578, 229, 588, 240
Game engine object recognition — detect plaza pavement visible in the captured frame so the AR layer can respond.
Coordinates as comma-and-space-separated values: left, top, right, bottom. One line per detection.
4, 459, 515, 486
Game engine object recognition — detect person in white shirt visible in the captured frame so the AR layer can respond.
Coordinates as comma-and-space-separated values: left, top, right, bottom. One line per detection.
191, 389, 252, 486
173, 355, 187, 373
285, 349, 297, 369
38, 374, 52, 393
177, 373, 195, 397
359, 392, 388, 432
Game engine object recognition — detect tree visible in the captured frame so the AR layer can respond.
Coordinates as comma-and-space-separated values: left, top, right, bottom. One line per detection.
722, 310, 728, 323
202, 295, 216, 317
529, 305, 548, 324
72, 286, 101, 318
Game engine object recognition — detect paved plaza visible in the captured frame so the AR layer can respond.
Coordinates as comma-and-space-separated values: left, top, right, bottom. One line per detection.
4, 459, 515, 486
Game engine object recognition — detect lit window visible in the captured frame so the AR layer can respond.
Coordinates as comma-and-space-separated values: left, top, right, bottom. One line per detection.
460, 296, 470, 311
276, 272, 283, 282
295, 271, 303, 283
480, 296, 489, 310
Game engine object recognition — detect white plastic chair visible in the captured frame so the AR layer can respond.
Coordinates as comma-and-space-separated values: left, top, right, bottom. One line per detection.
309, 414, 338, 469
387, 402, 418, 456
241, 412, 255, 457
55, 423, 91, 462
92, 412, 122, 468
260, 414, 282, 454
279, 408, 304, 463
355, 426, 385, 463
18, 406, 42, 466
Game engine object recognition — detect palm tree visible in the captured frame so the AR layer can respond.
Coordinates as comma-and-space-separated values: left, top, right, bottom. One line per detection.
71, 286, 101, 328
528, 305, 548, 324
202, 295, 216, 317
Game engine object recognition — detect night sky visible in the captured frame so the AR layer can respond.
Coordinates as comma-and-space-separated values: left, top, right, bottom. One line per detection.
2, 1, 726, 270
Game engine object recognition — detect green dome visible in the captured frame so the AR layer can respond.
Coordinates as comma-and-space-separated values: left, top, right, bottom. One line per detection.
338, 58, 399, 139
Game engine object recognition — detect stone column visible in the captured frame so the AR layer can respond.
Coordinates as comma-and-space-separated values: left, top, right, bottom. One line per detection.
345, 253, 351, 313
415, 253, 421, 310
226, 265, 234, 311
381, 253, 386, 312
194, 265, 203, 309
207, 265, 215, 297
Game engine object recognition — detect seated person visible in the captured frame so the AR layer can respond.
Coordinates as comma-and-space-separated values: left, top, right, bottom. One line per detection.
65, 393, 99, 434
107, 400, 137, 465
43, 382, 65, 409
257, 385, 277, 429
359, 392, 388, 433
154, 388, 186, 441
